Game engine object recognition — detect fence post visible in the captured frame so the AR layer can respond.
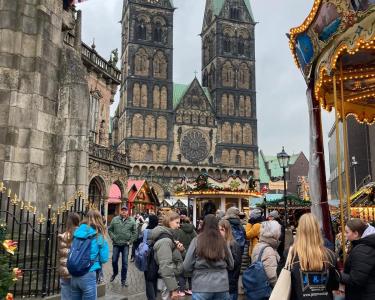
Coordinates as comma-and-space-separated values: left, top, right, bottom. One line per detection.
41, 206, 51, 297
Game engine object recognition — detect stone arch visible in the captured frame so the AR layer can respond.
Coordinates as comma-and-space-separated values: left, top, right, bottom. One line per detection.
228, 169, 235, 176
238, 63, 250, 89
156, 116, 167, 139
230, 149, 237, 165
233, 123, 243, 144
208, 169, 214, 177
243, 124, 252, 145
171, 167, 179, 178
186, 168, 193, 178
201, 168, 207, 174
141, 84, 148, 108
246, 151, 254, 167
156, 166, 164, 176
133, 83, 141, 107
151, 144, 158, 161
245, 96, 251, 117
228, 94, 235, 116
140, 165, 148, 175
179, 168, 186, 177
132, 114, 144, 137
130, 143, 141, 161
159, 145, 168, 162
222, 169, 228, 177
242, 170, 248, 177
193, 168, 200, 178
221, 93, 228, 115
141, 144, 150, 161
239, 150, 246, 166
153, 51, 167, 79
88, 176, 107, 209
164, 167, 171, 177
134, 48, 149, 76
239, 95, 245, 117
222, 122, 232, 143
214, 169, 221, 178
132, 165, 141, 176
221, 149, 230, 164
222, 61, 234, 87
145, 115, 156, 138
153, 85, 160, 109
161, 86, 168, 109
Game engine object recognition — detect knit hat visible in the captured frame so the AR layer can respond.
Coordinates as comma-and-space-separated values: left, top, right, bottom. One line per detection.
269, 210, 280, 219
225, 207, 240, 219
250, 208, 262, 219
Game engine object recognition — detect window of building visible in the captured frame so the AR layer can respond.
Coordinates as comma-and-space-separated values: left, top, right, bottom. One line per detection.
137, 21, 147, 40
238, 40, 245, 55
89, 92, 100, 141
230, 7, 240, 20
153, 23, 162, 42
224, 37, 231, 53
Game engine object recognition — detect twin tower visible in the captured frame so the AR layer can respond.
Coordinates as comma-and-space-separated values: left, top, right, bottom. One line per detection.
113, 0, 258, 196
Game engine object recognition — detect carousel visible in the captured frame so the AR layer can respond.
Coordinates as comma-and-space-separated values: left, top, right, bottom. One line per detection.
175, 173, 261, 226
289, 0, 375, 255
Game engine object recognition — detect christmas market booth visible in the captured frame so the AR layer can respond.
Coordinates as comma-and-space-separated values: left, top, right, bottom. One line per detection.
349, 182, 375, 222
127, 180, 160, 215
289, 0, 375, 245
175, 173, 261, 226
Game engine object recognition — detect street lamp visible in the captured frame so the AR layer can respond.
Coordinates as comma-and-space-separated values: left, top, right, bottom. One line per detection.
277, 147, 290, 228
351, 156, 358, 192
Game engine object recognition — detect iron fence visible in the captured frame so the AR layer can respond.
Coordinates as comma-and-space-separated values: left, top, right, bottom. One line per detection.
0, 183, 89, 298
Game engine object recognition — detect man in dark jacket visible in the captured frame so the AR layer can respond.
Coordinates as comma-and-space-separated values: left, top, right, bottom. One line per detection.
225, 207, 246, 255
108, 206, 137, 286
341, 226, 375, 300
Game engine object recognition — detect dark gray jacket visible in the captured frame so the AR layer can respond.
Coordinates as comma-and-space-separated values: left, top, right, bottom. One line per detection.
183, 237, 234, 293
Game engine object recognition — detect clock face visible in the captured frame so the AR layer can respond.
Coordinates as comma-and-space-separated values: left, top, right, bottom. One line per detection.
180, 129, 210, 164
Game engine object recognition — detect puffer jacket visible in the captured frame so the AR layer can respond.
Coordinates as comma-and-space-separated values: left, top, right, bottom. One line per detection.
251, 238, 280, 287
58, 231, 74, 278
246, 222, 261, 256
150, 226, 183, 292
183, 237, 234, 293
341, 227, 375, 300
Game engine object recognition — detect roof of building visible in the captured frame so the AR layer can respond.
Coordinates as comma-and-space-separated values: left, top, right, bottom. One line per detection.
172, 80, 212, 109
212, 0, 254, 20
259, 152, 271, 184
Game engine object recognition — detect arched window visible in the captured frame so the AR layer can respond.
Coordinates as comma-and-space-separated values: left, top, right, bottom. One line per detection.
160, 86, 168, 109
153, 85, 160, 109
230, 7, 240, 20
238, 39, 245, 55
228, 94, 235, 116
156, 116, 167, 139
141, 84, 148, 108
222, 61, 234, 87
153, 22, 163, 42
137, 20, 147, 40
145, 115, 156, 138
221, 94, 228, 115
132, 114, 144, 137
133, 83, 140, 107
238, 63, 250, 89
224, 36, 231, 53
134, 48, 149, 76
153, 51, 167, 79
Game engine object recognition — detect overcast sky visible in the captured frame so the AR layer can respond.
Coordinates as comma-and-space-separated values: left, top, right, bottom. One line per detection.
78, 0, 334, 162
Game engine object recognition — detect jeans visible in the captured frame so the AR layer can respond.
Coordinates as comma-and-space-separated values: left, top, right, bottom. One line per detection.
229, 292, 238, 300
112, 244, 129, 282
192, 292, 230, 300
145, 275, 157, 300
71, 272, 97, 300
60, 278, 71, 300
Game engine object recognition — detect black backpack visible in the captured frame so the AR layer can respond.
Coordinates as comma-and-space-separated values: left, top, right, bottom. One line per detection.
145, 232, 174, 282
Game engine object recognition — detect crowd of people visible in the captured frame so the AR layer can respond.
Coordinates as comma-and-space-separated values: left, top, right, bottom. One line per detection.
57, 205, 375, 300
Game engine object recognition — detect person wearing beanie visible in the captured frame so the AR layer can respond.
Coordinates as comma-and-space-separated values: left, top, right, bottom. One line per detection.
268, 210, 285, 258
246, 209, 263, 257
225, 207, 246, 254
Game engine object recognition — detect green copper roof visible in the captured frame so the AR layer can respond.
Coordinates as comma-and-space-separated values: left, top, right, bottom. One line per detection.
173, 80, 212, 109
212, 0, 254, 20
259, 152, 302, 182
259, 153, 271, 184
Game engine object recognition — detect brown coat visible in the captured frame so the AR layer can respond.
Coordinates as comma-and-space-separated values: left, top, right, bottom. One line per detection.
58, 232, 73, 279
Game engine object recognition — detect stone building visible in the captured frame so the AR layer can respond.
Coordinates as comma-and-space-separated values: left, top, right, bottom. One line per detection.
0, 1, 129, 211
113, 0, 258, 200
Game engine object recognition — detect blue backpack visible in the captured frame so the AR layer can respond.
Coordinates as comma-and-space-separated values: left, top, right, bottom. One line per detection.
135, 229, 151, 272
242, 246, 272, 300
67, 235, 96, 277
231, 224, 246, 248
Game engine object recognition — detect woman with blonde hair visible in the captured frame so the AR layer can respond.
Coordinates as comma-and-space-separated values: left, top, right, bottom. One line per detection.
70, 210, 109, 300
149, 210, 184, 300
289, 213, 339, 300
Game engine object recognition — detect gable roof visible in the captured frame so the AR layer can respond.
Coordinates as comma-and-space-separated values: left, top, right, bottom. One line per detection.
212, 0, 254, 20
173, 79, 212, 109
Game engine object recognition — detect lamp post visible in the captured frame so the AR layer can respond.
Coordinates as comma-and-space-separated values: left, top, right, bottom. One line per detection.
277, 147, 290, 228
351, 156, 358, 192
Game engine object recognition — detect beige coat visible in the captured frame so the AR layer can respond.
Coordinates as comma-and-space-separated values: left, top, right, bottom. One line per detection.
58, 232, 73, 279
251, 238, 280, 287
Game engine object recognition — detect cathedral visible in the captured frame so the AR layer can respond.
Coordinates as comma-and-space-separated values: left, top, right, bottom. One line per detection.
113, 0, 259, 199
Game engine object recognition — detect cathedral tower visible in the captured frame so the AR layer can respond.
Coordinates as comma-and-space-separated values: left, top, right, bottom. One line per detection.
201, 0, 258, 178
118, 0, 174, 166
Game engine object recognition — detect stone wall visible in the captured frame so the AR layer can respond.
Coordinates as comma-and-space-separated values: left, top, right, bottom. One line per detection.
0, 0, 89, 209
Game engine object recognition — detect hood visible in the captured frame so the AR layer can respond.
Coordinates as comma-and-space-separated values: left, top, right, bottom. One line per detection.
227, 218, 241, 226
73, 224, 96, 239
181, 223, 195, 234
259, 236, 279, 249
150, 225, 173, 241
225, 207, 240, 220
362, 224, 375, 238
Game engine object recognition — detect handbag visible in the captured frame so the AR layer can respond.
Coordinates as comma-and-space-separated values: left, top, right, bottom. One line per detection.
269, 247, 293, 300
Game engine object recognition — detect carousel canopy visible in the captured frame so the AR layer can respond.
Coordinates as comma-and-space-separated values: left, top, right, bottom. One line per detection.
289, 1, 375, 123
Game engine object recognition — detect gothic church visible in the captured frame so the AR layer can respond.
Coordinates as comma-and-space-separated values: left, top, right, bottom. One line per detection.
113, 0, 258, 199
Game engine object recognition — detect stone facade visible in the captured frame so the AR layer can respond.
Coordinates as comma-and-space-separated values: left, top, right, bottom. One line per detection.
114, 0, 259, 200
0, 1, 129, 210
